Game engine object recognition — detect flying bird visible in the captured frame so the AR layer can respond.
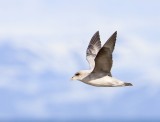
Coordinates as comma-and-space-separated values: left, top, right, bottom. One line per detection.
71, 31, 132, 87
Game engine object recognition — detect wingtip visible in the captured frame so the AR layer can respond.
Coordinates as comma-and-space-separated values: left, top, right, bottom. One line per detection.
92, 31, 99, 37
114, 31, 117, 35
95, 30, 99, 34
95, 31, 116, 35
112, 31, 117, 38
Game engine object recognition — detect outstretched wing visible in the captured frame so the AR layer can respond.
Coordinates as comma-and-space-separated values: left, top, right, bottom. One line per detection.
86, 31, 101, 69
91, 31, 117, 76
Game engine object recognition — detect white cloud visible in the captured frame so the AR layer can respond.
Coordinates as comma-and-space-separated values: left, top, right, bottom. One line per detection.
0, 0, 160, 119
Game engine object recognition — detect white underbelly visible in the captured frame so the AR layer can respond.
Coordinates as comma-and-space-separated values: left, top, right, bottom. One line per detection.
82, 76, 125, 87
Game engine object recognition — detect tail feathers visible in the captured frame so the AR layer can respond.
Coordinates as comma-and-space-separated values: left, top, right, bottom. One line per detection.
124, 82, 133, 86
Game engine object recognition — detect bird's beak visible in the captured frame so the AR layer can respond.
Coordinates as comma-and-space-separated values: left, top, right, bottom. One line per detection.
71, 77, 74, 81
71, 76, 76, 81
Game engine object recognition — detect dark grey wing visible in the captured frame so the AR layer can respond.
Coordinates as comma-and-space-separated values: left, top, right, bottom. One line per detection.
91, 31, 117, 76
86, 31, 101, 69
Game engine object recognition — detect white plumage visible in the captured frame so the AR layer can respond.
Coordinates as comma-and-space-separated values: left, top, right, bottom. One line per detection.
71, 31, 132, 87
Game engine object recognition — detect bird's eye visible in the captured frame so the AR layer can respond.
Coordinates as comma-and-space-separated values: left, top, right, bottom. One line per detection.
75, 73, 80, 76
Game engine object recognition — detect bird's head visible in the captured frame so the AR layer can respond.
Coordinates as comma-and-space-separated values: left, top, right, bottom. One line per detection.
71, 70, 91, 81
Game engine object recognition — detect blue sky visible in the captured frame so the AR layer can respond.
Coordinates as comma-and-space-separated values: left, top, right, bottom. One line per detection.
0, 0, 160, 120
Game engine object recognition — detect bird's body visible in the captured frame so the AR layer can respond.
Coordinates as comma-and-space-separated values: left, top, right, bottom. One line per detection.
71, 31, 132, 87
82, 75, 126, 87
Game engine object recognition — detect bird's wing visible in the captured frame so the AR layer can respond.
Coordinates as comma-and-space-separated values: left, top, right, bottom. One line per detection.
91, 31, 117, 76
86, 31, 101, 69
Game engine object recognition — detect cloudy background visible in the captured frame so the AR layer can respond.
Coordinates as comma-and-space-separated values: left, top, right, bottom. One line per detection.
0, 0, 160, 121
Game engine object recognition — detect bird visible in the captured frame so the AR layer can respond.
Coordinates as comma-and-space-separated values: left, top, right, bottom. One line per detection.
71, 31, 132, 87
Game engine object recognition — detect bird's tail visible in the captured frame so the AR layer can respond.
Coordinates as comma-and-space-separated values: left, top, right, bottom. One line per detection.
124, 82, 133, 86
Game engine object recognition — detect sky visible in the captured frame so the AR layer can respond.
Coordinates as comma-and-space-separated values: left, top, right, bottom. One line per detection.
0, 0, 160, 121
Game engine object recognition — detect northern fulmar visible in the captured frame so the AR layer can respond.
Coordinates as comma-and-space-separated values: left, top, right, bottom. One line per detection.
71, 31, 132, 87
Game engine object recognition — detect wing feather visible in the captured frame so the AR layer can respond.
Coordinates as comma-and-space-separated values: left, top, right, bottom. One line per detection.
91, 31, 117, 76
86, 31, 101, 69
